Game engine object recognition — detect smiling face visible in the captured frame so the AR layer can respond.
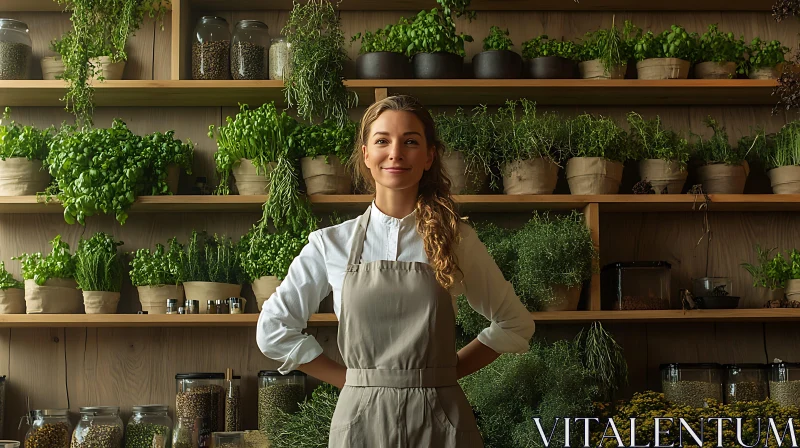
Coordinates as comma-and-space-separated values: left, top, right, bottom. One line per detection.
361, 110, 435, 195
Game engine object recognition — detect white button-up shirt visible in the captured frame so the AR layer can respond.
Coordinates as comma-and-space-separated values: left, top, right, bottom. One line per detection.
256, 202, 536, 374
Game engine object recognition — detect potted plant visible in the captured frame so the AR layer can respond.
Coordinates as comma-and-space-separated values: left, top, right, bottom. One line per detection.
522, 35, 579, 79
692, 116, 751, 194
41, 33, 69, 80
239, 227, 308, 311
351, 24, 411, 79
494, 99, 564, 195
787, 249, 800, 303
578, 19, 638, 79
634, 25, 697, 79
14, 235, 82, 314
745, 121, 800, 193
130, 238, 186, 314
0, 107, 52, 196
0, 262, 24, 314
745, 37, 790, 79
627, 112, 690, 194
403, 8, 472, 79
565, 113, 630, 194
473, 26, 522, 79
694, 24, 746, 79
181, 231, 244, 313
75, 232, 123, 314
742, 245, 790, 307
434, 106, 493, 194
211, 102, 300, 196
298, 119, 356, 195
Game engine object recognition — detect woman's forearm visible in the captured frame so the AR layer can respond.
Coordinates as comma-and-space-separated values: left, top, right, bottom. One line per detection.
297, 354, 348, 389
456, 338, 500, 379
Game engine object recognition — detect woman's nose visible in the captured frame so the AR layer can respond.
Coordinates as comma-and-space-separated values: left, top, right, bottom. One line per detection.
388, 142, 404, 160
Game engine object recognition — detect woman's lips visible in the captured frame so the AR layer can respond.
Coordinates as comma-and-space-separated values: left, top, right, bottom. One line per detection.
382, 167, 410, 173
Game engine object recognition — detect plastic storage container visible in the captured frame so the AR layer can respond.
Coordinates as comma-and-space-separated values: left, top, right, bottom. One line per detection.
692, 277, 739, 309
257, 370, 306, 433
71, 407, 124, 448
661, 363, 723, 407
192, 16, 231, 80
602, 262, 672, 310
212, 432, 245, 448
175, 373, 229, 448
0, 19, 32, 80
724, 364, 768, 403
231, 20, 269, 80
268, 36, 292, 81
125, 405, 172, 448
25, 409, 72, 448
770, 362, 800, 407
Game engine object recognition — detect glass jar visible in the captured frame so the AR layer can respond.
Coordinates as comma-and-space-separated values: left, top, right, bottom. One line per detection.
0, 19, 32, 80
0, 441, 19, 448
71, 407, 124, 448
724, 364, 768, 404
770, 362, 800, 407
257, 370, 306, 433
192, 16, 230, 80
25, 409, 72, 448
268, 36, 292, 81
692, 277, 739, 308
231, 20, 269, 80
212, 432, 245, 448
225, 377, 240, 432
125, 405, 172, 448
175, 373, 227, 448
661, 363, 722, 407
601, 262, 672, 310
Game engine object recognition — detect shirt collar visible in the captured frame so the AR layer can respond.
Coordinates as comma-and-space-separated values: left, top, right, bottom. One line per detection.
370, 200, 416, 227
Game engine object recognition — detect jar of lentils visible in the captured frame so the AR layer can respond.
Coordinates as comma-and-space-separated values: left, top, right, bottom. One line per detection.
257, 370, 306, 433
25, 409, 72, 448
71, 407, 123, 448
770, 362, 800, 407
175, 373, 226, 448
230, 20, 269, 80
124, 405, 171, 448
268, 36, 292, 81
0, 19, 32, 80
661, 363, 723, 407
724, 364, 768, 403
192, 16, 230, 80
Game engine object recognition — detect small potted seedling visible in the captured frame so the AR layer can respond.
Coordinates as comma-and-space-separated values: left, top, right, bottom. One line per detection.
435, 106, 493, 194
351, 23, 412, 79
742, 245, 789, 308
634, 25, 696, 79
130, 238, 186, 314
473, 26, 522, 79
694, 24, 746, 79
578, 19, 638, 79
75, 232, 124, 314
743, 121, 800, 194
0, 107, 52, 196
564, 113, 630, 194
181, 231, 244, 313
745, 37, 789, 79
627, 112, 690, 194
404, 9, 472, 79
692, 116, 751, 194
0, 262, 24, 314
298, 120, 356, 195
522, 35, 579, 79
14, 235, 82, 314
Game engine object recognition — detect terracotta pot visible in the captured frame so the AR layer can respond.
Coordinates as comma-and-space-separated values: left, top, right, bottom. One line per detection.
137, 284, 184, 314
472, 50, 523, 79
83, 291, 120, 314
441, 151, 488, 194
0, 288, 25, 314
502, 158, 559, 195
183, 281, 242, 313
578, 59, 626, 79
356, 52, 411, 79
24, 278, 82, 314
694, 61, 736, 79
526, 56, 577, 79
0, 158, 50, 195
638, 159, 687, 194
232, 159, 275, 195
252, 276, 282, 311
300, 156, 351, 195
89, 56, 125, 81
412, 52, 463, 79
768, 166, 800, 194
636, 58, 690, 79
543, 284, 582, 311
565, 157, 624, 195
696, 161, 749, 194
40, 56, 65, 80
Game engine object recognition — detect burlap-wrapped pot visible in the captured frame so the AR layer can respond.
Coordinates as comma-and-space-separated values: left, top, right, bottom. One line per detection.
566, 157, 624, 195
543, 284, 582, 311
89, 56, 125, 81
24, 278, 82, 314
636, 58, 690, 79
0, 158, 50, 196
694, 61, 736, 79
639, 159, 688, 194
696, 161, 749, 194
252, 276, 282, 311
137, 284, 185, 314
768, 166, 800, 194
83, 291, 120, 314
502, 158, 559, 195
578, 60, 626, 79
183, 281, 242, 313
749, 65, 782, 80
300, 156, 351, 195
0, 288, 25, 314
40, 56, 65, 80
232, 159, 275, 195
786, 280, 800, 303
441, 151, 487, 194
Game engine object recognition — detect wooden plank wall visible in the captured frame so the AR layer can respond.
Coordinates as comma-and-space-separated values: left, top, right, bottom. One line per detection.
0, 6, 800, 440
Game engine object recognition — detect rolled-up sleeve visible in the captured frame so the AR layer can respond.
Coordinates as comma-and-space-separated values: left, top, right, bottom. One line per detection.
256, 230, 332, 374
457, 223, 535, 354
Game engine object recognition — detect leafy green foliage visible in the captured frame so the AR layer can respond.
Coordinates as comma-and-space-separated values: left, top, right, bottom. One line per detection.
633, 25, 697, 61
283, 0, 357, 127
746, 37, 789, 71
266, 383, 339, 448
0, 108, 52, 161
692, 116, 750, 165
483, 26, 513, 51
790, 249, 800, 280
696, 24, 746, 68
578, 20, 640, 73
742, 245, 791, 289
14, 235, 76, 285
434, 106, 495, 190
238, 227, 308, 282
743, 121, 800, 170
401, 9, 473, 57
182, 231, 244, 284
351, 24, 409, 54
626, 112, 690, 166
46, 119, 194, 225
521, 35, 579, 60
566, 114, 630, 162
74, 232, 123, 292
129, 238, 186, 287
493, 99, 567, 165
0, 262, 22, 290
297, 119, 357, 163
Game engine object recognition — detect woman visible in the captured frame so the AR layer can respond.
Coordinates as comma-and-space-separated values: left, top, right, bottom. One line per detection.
256, 95, 535, 447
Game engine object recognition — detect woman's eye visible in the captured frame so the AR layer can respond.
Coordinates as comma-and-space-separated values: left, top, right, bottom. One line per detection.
405, 139, 419, 145
375, 138, 388, 144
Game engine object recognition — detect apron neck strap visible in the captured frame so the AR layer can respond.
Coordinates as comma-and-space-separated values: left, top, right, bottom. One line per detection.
347, 206, 372, 265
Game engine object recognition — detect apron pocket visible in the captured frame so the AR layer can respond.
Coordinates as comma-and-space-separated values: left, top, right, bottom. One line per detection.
330, 386, 370, 431
423, 386, 480, 433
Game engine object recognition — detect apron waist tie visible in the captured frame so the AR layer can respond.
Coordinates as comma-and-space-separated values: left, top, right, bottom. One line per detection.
345, 367, 458, 388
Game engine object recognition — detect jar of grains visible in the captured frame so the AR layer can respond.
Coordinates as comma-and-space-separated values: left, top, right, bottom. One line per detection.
770, 362, 800, 407
230, 20, 270, 80
257, 370, 306, 434
192, 16, 230, 80
25, 409, 72, 448
724, 364, 768, 404
71, 407, 124, 448
661, 363, 723, 407
0, 19, 32, 80
268, 36, 292, 81
124, 405, 172, 448
174, 373, 226, 448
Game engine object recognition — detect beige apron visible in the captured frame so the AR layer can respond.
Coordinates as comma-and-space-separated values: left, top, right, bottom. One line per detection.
329, 209, 484, 448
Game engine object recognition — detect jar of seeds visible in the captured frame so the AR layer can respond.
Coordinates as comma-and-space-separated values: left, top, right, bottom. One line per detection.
71, 407, 123, 448
724, 364, 768, 404
257, 370, 306, 433
231, 20, 269, 80
0, 19, 32, 80
192, 16, 230, 80
212, 432, 245, 448
125, 405, 171, 448
175, 373, 226, 448
661, 363, 723, 407
224, 373, 241, 432
770, 362, 800, 407
25, 409, 72, 448
268, 36, 292, 81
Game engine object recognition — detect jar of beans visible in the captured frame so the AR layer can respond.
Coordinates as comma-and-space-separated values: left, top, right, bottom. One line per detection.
124, 405, 171, 448
71, 407, 123, 448
0, 19, 32, 80
192, 16, 230, 80
257, 370, 306, 433
770, 362, 800, 407
661, 363, 723, 407
25, 409, 72, 448
231, 20, 270, 80
175, 373, 227, 448
724, 364, 768, 404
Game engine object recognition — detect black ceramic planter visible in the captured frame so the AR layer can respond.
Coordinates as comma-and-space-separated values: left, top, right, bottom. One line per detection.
356, 52, 412, 79
412, 52, 463, 79
526, 56, 578, 79
472, 50, 523, 79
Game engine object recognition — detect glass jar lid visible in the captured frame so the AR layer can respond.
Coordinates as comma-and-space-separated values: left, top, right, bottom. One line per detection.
236, 20, 268, 29
259, 370, 307, 377
660, 362, 722, 370
35, 409, 69, 417
770, 362, 800, 368
175, 372, 241, 379
0, 19, 29, 30
200, 16, 228, 23
132, 405, 168, 413
723, 363, 768, 369
80, 406, 119, 415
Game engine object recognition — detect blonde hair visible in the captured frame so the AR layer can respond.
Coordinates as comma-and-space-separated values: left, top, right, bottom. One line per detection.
350, 95, 462, 289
